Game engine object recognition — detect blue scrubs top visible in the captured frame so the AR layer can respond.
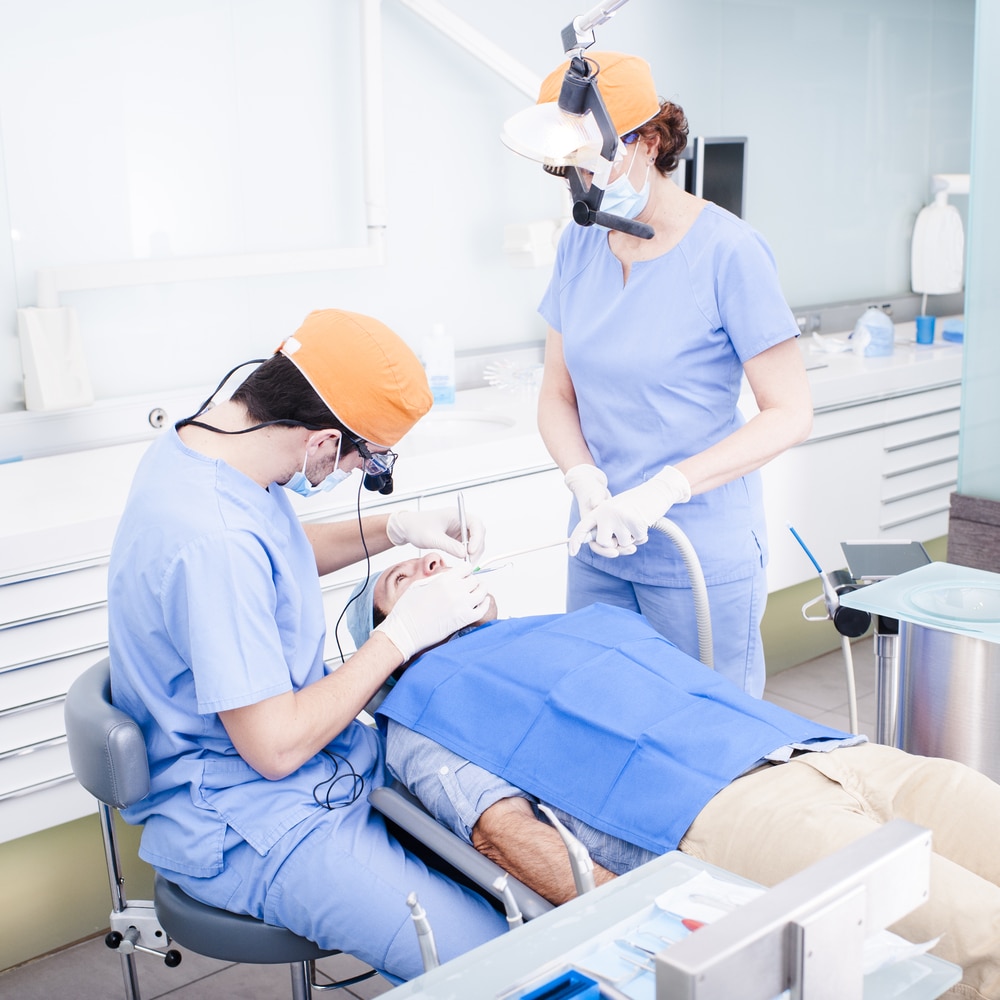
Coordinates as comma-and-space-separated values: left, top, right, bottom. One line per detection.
539, 204, 800, 586
108, 429, 380, 878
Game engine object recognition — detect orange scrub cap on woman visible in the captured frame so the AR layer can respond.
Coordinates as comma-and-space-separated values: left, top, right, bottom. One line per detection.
537, 51, 660, 137
278, 309, 432, 448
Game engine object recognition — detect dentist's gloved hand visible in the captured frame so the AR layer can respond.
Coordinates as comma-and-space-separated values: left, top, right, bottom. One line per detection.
386, 507, 486, 561
375, 565, 489, 661
564, 464, 612, 521
569, 466, 691, 558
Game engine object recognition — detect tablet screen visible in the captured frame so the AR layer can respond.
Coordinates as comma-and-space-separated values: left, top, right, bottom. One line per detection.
840, 540, 932, 582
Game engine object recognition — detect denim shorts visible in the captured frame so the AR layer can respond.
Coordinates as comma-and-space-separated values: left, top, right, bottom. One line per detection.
385, 720, 658, 876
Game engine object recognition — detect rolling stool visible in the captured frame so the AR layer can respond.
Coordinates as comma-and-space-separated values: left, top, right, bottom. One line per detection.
64, 658, 377, 1000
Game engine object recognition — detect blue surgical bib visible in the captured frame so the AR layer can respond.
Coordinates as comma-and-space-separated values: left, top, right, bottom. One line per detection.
378, 606, 853, 855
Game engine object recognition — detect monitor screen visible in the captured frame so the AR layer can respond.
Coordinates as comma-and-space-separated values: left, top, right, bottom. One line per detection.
678, 136, 748, 219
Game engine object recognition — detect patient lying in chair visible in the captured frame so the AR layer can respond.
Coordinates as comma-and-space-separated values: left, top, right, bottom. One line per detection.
346, 553, 1000, 1000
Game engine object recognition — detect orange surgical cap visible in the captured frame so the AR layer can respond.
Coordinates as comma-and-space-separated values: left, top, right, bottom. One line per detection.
537, 51, 660, 138
278, 309, 432, 448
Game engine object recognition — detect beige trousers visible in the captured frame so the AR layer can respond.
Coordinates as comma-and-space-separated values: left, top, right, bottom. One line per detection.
678, 743, 1000, 1000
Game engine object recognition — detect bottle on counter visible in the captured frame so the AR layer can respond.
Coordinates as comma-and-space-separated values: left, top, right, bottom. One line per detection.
423, 323, 456, 405
851, 306, 895, 358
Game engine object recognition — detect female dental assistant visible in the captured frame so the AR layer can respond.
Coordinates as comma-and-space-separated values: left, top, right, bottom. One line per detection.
532, 53, 813, 696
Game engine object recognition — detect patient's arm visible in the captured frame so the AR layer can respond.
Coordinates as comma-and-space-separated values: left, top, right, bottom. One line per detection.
472, 796, 615, 905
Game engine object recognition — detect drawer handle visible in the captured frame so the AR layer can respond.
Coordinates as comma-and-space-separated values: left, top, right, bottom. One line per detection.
883, 454, 959, 479
0, 693, 64, 721
0, 772, 77, 804
880, 504, 952, 531
881, 479, 958, 505
1, 643, 108, 677
0, 734, 67, 763
884, 431, 959, 454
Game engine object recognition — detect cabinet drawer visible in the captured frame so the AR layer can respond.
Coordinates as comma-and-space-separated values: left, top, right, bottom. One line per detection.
0, 776, 95, 846
0, 607, 108, 671
879, 485, 955, 531
883, 408, 961, 450
0, 650, 99, 708
883, 433, 960, 477
880, 506, 951, 541
0, 563, 108, 628
0, 739, 70, 798
881, 459, 958, 504
882, 383, 961, 422
809, 399, 886, 441
0, 698, 65, 755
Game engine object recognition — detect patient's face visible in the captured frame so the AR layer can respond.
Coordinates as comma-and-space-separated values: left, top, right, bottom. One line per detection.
374, 552, 497, 625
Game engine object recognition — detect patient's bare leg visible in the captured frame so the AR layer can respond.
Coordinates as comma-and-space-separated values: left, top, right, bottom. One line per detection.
471, 796, 615, 905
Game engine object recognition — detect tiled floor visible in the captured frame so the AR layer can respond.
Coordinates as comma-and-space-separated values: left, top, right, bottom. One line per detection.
0, 639, 876, 1000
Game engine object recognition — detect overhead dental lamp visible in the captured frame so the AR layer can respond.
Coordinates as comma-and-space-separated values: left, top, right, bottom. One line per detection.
500, 0, 654, 240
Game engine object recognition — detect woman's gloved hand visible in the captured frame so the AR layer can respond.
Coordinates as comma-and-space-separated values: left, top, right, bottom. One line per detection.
563, 464, 612, 521
387, 507, 486, 561
375, 566, 489, 661
569, 466, 691, 558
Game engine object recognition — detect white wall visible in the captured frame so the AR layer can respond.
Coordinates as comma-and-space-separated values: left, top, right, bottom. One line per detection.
0, 0, 975, 420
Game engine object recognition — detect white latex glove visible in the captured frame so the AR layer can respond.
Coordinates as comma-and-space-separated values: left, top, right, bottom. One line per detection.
375, 565, 489, 661
569, 466, 691, 558
563, 464, 612, 521
387, 507, 486, 561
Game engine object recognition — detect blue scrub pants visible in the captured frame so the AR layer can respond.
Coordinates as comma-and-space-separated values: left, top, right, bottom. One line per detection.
164, 782, 506, 982
567, 558, 768, 697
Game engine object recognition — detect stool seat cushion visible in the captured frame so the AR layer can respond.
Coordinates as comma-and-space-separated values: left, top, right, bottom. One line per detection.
154, 874, 337, 964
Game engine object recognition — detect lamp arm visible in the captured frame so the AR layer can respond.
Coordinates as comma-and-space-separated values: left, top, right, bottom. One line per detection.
562, 0, 633, 52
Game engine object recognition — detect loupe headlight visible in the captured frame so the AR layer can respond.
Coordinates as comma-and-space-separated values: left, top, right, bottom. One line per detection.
354, 439, 397, 495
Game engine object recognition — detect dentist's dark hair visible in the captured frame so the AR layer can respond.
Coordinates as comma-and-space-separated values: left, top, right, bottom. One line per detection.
230, 353, 359, 454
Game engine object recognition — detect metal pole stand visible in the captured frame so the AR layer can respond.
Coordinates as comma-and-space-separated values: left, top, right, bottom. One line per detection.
873, 615, 900, 747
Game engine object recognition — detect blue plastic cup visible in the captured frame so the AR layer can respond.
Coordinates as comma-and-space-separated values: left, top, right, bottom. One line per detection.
915, 315, 935, 345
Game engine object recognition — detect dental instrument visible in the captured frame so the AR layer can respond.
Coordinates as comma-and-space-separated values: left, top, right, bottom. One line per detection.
471, 538, 572, 574
788, 522, 861, 734
537, 804, 597, 896
405, 891, 440, 972
457, 491, 469, 562
492, 874, 525, 929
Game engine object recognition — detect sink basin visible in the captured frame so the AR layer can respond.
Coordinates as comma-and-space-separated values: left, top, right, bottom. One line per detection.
840, 561, 1000, 641
908, 583, 1000, 624
398, 411, 518, 450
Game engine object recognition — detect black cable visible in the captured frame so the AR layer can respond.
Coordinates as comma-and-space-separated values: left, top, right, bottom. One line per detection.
332, 472, 373, 664
175, 357, 331, 436
311, 749, 365, 810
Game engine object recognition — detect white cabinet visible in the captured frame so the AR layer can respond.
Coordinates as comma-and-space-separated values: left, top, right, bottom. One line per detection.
762, 381, 961, 590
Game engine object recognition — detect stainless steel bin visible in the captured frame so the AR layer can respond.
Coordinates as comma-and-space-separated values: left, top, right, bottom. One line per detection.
895, 622, 1000, 783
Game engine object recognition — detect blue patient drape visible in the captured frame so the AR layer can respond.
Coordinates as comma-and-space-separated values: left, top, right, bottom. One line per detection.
377, 605, 850, 854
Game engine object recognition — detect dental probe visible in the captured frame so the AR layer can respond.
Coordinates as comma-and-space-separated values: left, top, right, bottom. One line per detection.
405, 892, 440, 972
472, 538, 572, 574
491, 874, 524, 929
456, 491, 469, 562
537, 804, 597, 896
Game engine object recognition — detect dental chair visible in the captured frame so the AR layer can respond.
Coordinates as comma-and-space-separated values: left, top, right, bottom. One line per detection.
64, 658, 379, 1000
369, 516, 716, 921
369, 783, 553, 922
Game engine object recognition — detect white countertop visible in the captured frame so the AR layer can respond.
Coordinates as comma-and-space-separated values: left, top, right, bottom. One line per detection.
0, 319, 964, 582
802, 317, 963, 410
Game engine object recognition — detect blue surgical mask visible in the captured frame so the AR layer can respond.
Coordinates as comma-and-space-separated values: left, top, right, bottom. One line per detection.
285, 437, 350, 497
600, 151, 651, 220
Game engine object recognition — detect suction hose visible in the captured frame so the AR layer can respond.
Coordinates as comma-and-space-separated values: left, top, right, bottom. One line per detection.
650, 517, 714, 670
